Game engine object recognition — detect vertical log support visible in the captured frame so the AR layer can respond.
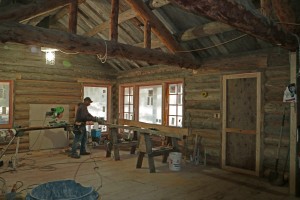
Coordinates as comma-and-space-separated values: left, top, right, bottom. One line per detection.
260, 0, 272, 17
110, 0, 119, 42
144, 20, 151, 49
69, 0, 78, 34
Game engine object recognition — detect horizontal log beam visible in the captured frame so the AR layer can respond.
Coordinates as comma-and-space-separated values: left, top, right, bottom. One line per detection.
0, 22, 201, 69
169, 0, 298, 50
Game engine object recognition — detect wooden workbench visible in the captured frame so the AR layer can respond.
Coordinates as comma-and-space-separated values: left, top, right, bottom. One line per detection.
106, 119, 189, 173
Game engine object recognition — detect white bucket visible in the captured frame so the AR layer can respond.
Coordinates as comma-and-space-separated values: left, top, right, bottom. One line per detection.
168, 152, 182, 171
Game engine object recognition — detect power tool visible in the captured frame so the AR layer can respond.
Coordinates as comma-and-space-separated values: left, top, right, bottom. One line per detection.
45, 107, 67, 127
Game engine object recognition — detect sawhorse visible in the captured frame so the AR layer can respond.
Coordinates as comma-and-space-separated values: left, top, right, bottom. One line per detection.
106, 127, 138, 160
136, 132, 180, 173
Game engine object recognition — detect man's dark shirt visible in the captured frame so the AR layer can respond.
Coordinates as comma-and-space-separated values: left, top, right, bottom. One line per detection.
75, 103, 95, 123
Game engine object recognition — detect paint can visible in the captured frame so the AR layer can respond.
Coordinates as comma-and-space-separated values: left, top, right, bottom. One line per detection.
168, 152, 182, 171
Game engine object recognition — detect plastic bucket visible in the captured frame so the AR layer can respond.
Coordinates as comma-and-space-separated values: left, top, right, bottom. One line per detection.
168, 152, 182, 171
91, 129, 101, 138
25, 180, 99, 200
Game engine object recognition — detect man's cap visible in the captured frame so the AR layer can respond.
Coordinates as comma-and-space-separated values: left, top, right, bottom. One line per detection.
84, 97, 93, 103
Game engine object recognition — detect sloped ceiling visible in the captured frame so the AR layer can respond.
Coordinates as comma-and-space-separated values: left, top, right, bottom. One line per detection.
0, 0, 299, 72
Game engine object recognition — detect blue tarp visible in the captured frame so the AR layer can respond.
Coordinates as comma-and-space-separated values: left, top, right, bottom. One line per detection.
25, 180, 99, 200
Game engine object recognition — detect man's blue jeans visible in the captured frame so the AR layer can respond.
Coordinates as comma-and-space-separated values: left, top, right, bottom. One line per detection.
71, 125, 87, 155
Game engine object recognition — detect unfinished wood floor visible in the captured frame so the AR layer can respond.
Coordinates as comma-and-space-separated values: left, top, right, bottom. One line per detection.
0, 147, 297, 200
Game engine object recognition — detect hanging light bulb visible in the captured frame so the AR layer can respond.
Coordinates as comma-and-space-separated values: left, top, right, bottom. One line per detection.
41, 47, 58, 65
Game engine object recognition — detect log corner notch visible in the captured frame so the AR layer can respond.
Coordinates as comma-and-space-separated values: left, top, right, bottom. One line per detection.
169, 0, 299, 51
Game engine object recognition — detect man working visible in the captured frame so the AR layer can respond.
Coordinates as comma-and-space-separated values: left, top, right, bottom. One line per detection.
70, 97, 103, 159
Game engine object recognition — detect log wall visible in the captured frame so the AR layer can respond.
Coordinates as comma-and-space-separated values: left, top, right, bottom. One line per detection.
116, 47, 291, 171
0, 43, 116, 153
0, 42, 292, 176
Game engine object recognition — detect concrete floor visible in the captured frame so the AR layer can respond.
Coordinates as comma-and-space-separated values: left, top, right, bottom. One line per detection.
0, 147, 298, 200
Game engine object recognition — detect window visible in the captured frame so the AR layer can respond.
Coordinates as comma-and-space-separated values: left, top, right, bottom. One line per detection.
139, 85, 162, 124
123, 87, 134, 120
0, 80, 13, 128
84, 86, 109, 132
167, 83, 183, 127
119, 80, 183, 127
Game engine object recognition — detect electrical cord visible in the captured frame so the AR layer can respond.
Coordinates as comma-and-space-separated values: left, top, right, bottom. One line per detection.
0, 177, 7, 195
97, 41, 108, 63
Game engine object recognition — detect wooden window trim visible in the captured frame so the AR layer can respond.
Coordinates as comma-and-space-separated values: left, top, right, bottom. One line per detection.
0, 80, 13, 129
119, 78, 184, 127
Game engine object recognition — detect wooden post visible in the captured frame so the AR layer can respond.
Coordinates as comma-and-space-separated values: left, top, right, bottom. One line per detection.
68, 0, 78, 34
289, 52, 297, 195
144, 20, 151, 49
110, 0, 119, 42
111, 127, 120, 160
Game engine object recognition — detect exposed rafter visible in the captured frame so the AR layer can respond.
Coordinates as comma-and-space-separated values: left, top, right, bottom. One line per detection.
85, 9, 137, 37
0, 22, 201, 69
169, 0, 298, 50
0, 0, 85, 23
125, 0, 192, 56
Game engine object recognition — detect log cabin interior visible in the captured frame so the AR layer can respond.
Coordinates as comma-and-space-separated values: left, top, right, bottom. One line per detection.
0, 0, 299, 199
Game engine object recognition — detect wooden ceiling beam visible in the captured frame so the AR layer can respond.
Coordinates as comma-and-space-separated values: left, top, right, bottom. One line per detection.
85, 9, 137, 37
169, 0, 298, 50
144, 20, 151, 49
69, 0, 78, 34
0, 22, 201, 69
110, 0, 119, 42
0, 0, 83, 23
125, 0, 189, 54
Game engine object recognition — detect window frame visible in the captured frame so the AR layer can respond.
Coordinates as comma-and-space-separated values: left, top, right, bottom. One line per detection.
166, 82, 183, 127
0, 80, 13, 129
122, 86, 134, 120
119, 79, 184, 127
83, 84, 111, 132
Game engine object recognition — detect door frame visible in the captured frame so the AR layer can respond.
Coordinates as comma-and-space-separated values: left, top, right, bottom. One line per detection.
221, 72, 261, 176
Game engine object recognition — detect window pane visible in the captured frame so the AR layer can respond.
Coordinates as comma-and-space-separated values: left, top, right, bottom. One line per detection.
129, 114, 134, 120
177, 105, 182, 116
169, 95, 177, 104
169, 105, 177, 115
178, 94, 182, 105
169, 116, 176, 126
129, 96, 133, 104
130, 105, 134, 113
124, 88, 129, 95
169, 84, 177, 94
129, 87, 133, 95
178, 84, 183, 94
177, 116, 183, 127
124, 96, 130, 104
0, 82, 11, 126
124, 105, 129, 112
84, 86, 107, 120
124, 113, 129, 119
139, 85, 162, 124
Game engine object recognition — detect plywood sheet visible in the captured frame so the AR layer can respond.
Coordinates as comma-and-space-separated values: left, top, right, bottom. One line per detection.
29, 104, 69, 150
